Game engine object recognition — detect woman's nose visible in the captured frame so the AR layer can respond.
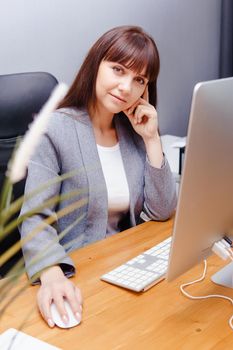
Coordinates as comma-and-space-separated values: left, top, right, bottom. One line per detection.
118, 77, 132, 94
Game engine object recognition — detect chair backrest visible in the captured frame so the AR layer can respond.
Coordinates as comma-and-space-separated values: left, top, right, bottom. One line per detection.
0, 72, 58, 277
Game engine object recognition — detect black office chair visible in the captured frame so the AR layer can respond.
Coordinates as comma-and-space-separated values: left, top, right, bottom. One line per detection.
0, 72, 58, 277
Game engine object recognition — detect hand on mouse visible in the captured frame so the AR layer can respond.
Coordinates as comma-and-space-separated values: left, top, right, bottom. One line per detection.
37, 265, 82, 328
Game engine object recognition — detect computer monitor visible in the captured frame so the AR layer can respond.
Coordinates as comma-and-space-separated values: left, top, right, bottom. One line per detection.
166, 77, 233, 288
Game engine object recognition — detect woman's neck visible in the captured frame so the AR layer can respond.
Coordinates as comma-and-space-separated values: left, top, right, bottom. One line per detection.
89, 104, 114, 130
89, 106, 118, 146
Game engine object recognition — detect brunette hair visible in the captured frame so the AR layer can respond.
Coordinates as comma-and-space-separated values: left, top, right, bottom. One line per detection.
58, 25, 160, 110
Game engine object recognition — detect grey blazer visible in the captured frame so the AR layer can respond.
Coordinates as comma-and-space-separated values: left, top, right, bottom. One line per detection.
19, 108, 177, 279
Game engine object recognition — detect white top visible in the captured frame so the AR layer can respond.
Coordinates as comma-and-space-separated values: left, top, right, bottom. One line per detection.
97, 143, 130, 235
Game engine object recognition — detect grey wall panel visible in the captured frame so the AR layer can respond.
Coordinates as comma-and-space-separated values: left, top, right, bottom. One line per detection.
0, 0, 221, 135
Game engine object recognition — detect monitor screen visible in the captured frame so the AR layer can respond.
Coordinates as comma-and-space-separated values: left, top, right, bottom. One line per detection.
166, 77, 233, 287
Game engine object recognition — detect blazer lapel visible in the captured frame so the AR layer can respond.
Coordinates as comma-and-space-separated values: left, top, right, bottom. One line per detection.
65, 108, 108, 243
115, 114, 144, 225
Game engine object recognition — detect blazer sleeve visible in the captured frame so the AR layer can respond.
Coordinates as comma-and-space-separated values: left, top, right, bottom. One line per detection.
116, 113, 177, 223
18, 127, 75, 282
142, 155, 177, 221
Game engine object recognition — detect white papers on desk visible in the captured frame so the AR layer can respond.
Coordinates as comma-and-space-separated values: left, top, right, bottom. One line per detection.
171, 137, 187, 149
160, 135, 186, 174
160, 135, 186, 195
0, 328, 62, 350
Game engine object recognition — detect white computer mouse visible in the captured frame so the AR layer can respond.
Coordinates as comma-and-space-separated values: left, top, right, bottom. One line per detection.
50, 300, 81, 329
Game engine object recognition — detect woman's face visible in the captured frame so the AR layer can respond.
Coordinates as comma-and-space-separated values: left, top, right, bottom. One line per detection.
95, 60, 149, 115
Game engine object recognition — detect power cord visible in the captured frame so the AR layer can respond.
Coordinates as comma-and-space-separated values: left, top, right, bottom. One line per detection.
180, 236, 233, 330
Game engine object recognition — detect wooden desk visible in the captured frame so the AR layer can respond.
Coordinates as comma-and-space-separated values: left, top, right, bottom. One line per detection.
1, 220, 233, 349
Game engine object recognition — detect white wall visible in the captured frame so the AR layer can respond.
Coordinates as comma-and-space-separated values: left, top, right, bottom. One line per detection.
0, 0, 221, 135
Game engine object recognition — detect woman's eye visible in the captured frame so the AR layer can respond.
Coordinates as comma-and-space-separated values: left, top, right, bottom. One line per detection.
113, 66, 124, 74
135, 77, 145, 85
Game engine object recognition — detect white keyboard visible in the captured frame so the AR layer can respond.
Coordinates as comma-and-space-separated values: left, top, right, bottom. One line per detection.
100, 236, 171, 292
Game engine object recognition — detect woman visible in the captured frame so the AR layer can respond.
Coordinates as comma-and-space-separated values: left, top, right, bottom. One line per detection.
19, 25, 177, 328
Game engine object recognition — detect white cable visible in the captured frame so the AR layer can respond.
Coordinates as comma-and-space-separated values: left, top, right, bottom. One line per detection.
180, 259, 233, 330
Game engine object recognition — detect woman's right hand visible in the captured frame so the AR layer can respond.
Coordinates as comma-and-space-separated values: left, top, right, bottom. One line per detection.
37, 265, 83, 328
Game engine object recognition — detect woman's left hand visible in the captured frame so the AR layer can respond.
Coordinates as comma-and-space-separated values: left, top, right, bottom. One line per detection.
123, 87, 159, 141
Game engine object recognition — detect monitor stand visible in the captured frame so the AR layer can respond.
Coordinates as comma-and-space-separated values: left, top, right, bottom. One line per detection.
211, 261, 233, 288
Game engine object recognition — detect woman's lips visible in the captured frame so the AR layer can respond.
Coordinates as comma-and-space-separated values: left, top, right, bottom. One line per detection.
109, 93, 127, 103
